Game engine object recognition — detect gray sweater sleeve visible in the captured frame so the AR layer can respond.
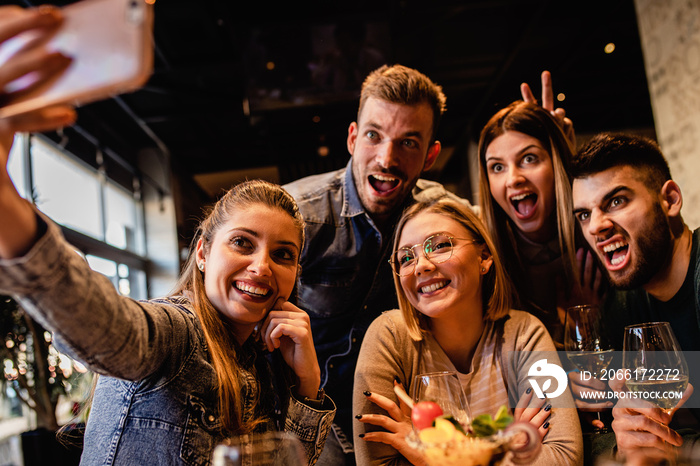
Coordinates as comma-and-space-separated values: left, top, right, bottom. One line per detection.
0, 213, 196, 381
353, 310, 418, 466
501, 311, 584, 466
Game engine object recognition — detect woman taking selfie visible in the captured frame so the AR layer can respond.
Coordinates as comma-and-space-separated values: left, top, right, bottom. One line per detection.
0, 170, 335, 464
0, 10, 334, 463
352, 198, 582, 465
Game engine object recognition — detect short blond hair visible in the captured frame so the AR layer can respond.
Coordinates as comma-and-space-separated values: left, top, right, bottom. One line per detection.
359, 64, 446, 142
392, 198, 514, 341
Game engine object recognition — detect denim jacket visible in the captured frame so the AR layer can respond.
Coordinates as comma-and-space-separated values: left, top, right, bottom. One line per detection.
284, 160, 471, 441
0, 214, 335, 465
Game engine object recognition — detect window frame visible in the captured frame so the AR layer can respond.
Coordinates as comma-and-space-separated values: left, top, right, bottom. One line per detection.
12, 132, 151, 299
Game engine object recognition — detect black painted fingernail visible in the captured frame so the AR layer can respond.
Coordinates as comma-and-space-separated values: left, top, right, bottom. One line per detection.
355, 414, 362, 419
545, 404, 552, 412
394, 375, 402, 384
359, 433, 365, 438
543, 421, 550, 429
363, 390, 371, 396
526, 387, 532, 394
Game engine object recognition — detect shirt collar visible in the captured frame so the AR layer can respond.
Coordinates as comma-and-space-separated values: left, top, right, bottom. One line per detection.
340, 158, 418, 231
341, 159, 366, 217
514, 229, 561, 264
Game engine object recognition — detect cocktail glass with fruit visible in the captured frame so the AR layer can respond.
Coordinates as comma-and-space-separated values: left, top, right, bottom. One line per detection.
404, 372, 540, 466
407, 404, 540, 466
411, 371, 471, 428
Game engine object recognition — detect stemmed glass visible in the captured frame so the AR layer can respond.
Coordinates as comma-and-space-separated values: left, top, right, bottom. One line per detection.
408, 371, 540, 466
564, 304, 615, 431
411, 371, 471, 429
622, 322, 689, 414
212, 432, 305, 466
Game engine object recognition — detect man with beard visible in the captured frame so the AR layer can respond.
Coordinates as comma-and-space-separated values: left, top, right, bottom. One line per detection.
571, 132, 700, 463
283, 64, 471, 465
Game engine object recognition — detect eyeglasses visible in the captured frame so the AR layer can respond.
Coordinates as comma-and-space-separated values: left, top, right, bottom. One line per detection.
388, 234, 477, 277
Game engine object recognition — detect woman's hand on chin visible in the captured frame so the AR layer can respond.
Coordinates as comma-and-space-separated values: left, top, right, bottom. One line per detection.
259, 297, 320, 399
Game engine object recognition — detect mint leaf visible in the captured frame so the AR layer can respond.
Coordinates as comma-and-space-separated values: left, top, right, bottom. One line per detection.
471, 414, 497, 437
494, 405, 510, 422
439, 414, 467, 435
494, 415, 514, 430
469, 405, 514, 437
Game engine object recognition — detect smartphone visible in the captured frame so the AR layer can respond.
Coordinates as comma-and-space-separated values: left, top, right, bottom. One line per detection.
0, 0, 154, 118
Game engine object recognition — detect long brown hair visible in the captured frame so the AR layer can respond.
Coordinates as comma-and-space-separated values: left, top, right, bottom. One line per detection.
172, 179, 304, 434
391, 198, 513, 341
477, 101, 579, 307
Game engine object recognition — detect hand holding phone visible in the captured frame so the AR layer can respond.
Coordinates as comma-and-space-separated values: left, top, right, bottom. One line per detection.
0, 7, 75, 142
0, 0, 153, 119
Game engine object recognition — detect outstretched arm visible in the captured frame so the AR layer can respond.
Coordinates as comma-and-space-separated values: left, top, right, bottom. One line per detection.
0, 5, 75, 259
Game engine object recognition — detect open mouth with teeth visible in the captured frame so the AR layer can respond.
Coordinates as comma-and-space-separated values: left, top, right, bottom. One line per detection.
369, 174, 400, 195
602, 240, 629, 268
510, 192, 538, 217
235, 281, 271, 298
419, 280, 450, 294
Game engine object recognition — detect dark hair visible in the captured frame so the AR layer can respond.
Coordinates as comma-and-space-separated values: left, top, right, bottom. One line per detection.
173, 179, 304, 434
572, 133, 672, 193
358, 64, 447, 142
477, 100, 579, 299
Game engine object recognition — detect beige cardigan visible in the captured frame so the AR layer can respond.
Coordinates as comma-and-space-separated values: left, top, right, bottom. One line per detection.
353, 309, 583, 466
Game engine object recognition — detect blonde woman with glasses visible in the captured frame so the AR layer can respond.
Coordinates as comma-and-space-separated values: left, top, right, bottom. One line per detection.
352, 198, 582, 465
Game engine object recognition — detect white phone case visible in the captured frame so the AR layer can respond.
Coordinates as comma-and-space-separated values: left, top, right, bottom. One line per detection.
0, 0, 154, 118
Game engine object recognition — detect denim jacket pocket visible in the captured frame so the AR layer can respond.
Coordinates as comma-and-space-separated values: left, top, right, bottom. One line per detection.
181, 394, 224, 466
298, 266, 358, 317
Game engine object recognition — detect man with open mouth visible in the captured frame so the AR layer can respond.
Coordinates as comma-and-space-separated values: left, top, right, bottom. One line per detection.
571, 132, 699, 464
284, 64, 473, 466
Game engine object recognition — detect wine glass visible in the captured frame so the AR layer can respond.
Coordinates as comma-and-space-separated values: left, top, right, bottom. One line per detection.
411, 371, 471, 429
564, 304, 614, 431
212, 431, 305, 466
623, 322, 689, 414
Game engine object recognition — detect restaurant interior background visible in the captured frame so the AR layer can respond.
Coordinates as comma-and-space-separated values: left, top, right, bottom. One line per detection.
1, 0, 699, 463
24, 0, 660, 266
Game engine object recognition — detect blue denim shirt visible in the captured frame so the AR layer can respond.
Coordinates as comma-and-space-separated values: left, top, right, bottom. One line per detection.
284, 160, 471, 441
0, 214, 335, 465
